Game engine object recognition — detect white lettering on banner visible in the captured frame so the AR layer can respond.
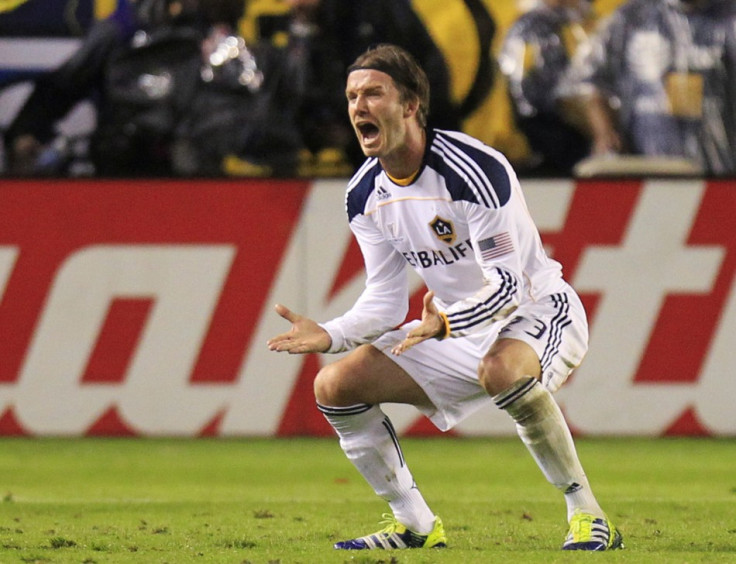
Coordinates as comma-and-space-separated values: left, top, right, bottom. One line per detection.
697, 273, 736, 434
0, 179, 733, 437
14, 245, 236, 435
560, 181, 725, 434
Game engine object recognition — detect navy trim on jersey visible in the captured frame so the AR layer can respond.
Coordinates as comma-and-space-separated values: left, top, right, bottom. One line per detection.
429, 131, 512, 209
346, 158, 381, 222
345, 130, 512, 221
445, 267, 518, 332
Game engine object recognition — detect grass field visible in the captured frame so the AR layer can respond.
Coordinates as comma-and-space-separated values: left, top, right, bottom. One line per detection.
0, 436, 734, 563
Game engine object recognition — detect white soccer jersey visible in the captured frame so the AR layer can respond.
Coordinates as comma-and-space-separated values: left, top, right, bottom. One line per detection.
321, 129, 574, 353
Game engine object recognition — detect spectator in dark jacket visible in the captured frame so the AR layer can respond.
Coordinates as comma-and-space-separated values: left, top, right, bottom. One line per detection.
4, 0, 298, 177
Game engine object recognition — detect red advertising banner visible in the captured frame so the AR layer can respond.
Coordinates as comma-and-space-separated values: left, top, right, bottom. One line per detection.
0, 178, 733, 437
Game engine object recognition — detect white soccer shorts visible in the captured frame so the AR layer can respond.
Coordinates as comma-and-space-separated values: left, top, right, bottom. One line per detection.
371, 291, 589, 431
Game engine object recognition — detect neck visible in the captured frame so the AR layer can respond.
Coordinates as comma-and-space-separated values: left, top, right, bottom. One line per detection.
380, 126, 426, 180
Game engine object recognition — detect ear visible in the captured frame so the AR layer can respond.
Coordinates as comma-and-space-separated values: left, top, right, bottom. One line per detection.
403, 95, 420, 119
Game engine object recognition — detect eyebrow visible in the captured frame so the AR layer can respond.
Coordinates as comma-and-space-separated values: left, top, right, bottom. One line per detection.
345, 82, 388, 92
346, 83, 388, 97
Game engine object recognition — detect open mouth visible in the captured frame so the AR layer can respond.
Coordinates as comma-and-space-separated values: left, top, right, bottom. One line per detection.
357, 122, 380, 143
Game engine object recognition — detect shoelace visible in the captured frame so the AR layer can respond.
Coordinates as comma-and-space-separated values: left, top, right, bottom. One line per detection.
375, 513, 400, 535
569, 515, 593, 541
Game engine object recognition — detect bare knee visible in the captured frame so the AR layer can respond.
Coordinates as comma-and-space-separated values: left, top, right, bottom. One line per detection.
478, 353, 517, 397
478, 339, 541, 397
314, 348, 374, 406
314, 363, 352, 407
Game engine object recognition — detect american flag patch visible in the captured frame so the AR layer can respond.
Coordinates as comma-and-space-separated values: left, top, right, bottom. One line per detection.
478, 232, 513, 260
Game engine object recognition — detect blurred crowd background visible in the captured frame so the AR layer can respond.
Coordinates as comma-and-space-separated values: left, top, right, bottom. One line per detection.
1, 0, 734, 179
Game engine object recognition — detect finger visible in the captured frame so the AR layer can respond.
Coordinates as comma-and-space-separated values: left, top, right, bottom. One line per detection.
391, 335, 419, 355
410, 325, 430, 337
268, 337, 300, 352
276, 340, 317, 355
392, 341, 416, 355
266, 335, 289, 350
274, 303, 298, 322
406, 325, 433, 340
423, 290, 435, 309
267, 329, 301, 348
423, 291, 439, 316
266, 335, 288, 350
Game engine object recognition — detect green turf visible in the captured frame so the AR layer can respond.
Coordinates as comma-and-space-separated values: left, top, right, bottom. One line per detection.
0, 436, 734, 563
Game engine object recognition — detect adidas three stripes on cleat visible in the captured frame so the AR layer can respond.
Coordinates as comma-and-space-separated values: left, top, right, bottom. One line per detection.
334, 514, 447, 550
562, 511, 624, 551
333, 511, 623, 550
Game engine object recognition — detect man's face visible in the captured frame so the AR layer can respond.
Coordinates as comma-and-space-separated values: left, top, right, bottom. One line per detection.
345, 69, 411, 158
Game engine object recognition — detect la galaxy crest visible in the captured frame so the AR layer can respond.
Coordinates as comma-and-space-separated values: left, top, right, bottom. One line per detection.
429, 216, 456, 245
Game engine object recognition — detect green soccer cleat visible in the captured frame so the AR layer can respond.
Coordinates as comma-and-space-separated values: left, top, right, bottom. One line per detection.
334, 513, 447, 550
562, 511, 624, 551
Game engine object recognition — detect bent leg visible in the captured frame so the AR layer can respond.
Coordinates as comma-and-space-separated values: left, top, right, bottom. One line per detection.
315, 344, 437, 534
480, 338, 604, 521
314, 343, 433, 408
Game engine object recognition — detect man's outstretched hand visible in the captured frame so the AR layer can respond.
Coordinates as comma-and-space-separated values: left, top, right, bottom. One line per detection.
391, 291, 446, 355
267, 304, 332, 354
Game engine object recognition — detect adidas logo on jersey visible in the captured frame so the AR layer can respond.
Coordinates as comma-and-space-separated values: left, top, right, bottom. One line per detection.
376, 186, 392, 201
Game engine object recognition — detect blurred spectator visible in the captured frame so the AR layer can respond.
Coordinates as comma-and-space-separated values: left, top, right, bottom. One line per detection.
498, 0, 596, 176
573, 0, 736, 176
3, 0, 300, 177
258, 0, 469, 171
174, 11, 302, 176
277, 0, 355, 176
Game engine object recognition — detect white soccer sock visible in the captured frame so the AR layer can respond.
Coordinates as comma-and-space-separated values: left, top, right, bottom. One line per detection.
493, 377, 604, 521
319, 403, 436, 534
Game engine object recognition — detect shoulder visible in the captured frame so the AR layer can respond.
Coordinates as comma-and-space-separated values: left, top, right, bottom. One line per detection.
426, 129, 514, 209
346, 158, 382, 221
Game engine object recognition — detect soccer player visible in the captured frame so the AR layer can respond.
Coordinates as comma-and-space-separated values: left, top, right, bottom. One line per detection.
267, 43, 623, 552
